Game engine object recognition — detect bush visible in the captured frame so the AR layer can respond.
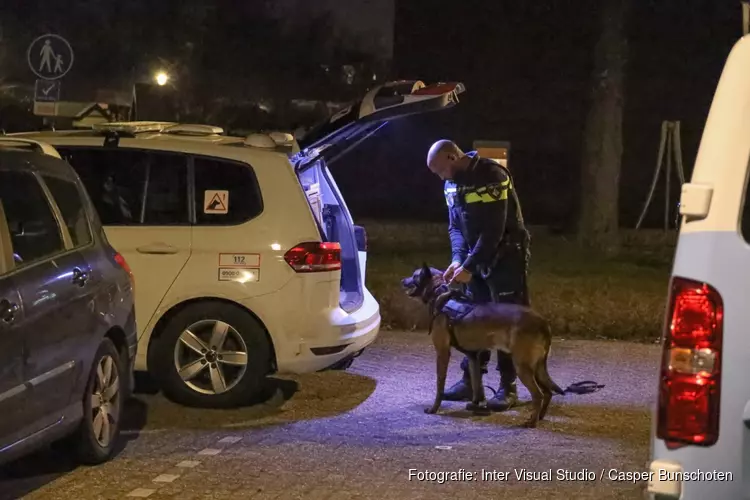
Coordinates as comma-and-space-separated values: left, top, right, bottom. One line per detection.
362, 220, 676, 343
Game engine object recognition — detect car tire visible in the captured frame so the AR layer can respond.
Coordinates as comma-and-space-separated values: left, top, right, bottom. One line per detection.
70, 337, 124, 465
152, 301, 272, 408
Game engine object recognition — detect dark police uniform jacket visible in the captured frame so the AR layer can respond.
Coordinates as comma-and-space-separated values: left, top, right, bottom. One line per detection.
444, 152, 528, 279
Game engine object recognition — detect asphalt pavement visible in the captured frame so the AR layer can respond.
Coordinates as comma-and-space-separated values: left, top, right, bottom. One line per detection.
0, 329, 660, 499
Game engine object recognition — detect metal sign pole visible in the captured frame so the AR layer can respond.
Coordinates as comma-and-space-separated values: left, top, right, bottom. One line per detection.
635, 121, 668, 230
673, 121, 686, 184
673, 121, 687, 228
664, 123, 674, 231
636, 120, 687, 230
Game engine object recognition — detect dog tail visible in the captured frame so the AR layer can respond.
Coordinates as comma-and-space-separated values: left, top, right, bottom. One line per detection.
537, 325, 565, 396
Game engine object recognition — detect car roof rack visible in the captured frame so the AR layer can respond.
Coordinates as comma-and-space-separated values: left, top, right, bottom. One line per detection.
91, 121, 177, 135
0, 138, 62, 159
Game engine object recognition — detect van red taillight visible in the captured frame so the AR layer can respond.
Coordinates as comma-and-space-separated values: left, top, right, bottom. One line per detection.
284, 242, 341, 273
114, 252, 135, 289
657, 277, 723, 447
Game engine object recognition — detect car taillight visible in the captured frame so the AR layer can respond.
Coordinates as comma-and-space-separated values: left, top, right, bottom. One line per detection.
284, 242, 341, 273
657, 276, 723, 448
114, 252, 135, 288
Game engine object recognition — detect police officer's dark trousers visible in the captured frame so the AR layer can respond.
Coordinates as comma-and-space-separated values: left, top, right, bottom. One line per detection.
452, 242, 529, 403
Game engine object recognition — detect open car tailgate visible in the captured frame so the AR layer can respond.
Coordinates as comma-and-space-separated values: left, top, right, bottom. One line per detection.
294, 80, 465, 170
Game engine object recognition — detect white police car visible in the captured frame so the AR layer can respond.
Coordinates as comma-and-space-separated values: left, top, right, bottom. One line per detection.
11, 80, 466, 408
647, 34, 750, 499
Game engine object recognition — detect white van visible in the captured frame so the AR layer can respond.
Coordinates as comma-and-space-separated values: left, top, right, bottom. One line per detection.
11, 80, 466, 408
647, 35, 750, 498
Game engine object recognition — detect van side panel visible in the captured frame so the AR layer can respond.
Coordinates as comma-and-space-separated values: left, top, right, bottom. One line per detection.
650, 35, 750, 499
680, 35, 750, 235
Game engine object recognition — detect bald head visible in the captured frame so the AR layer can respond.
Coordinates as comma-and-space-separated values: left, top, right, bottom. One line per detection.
426, 140, 466, 180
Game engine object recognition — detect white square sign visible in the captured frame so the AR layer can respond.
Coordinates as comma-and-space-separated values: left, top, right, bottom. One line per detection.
204, 190, 229, 215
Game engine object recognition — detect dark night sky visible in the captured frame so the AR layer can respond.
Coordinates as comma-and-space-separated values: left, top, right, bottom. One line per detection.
0, 1, 743, 227
332, 0, 743, 228
271, 0, 394, 59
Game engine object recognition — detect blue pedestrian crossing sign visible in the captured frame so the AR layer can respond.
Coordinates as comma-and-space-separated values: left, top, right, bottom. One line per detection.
34, 79, 61, 102
27, 34, 74, 80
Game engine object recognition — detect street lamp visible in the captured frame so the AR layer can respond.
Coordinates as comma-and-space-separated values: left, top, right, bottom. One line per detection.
155, 71, 169, 86
130, 71, 171, 120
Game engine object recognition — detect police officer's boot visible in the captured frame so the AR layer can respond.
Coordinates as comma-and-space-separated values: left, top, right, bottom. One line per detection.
487, 351, 519, 412
487, 380, 518, 412
442, 372, 472, 401
442, 352, 490, 401
442, 357, 473, 401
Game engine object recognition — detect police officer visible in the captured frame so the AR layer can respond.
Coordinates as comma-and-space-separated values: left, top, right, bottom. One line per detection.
426, 139, 531, 411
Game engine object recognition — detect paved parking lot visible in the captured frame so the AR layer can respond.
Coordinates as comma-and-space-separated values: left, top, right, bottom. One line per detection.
1, 329, 659, 500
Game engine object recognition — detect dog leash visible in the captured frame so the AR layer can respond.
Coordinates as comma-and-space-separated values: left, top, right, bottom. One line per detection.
561, 380, 605, 395
481, 380, 603, 398
475, 380, 603, 404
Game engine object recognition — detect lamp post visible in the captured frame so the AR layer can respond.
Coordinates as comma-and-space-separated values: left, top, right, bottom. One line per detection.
130, 71, 170, 120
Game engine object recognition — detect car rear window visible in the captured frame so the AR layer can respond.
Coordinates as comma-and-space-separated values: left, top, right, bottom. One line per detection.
42, 175, 92, 248
193, 157, 263, 225
0, 170, 65, 267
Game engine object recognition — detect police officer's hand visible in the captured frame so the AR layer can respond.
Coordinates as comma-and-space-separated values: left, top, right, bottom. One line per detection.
450, 266, 472, 284
443, 261, 461, 282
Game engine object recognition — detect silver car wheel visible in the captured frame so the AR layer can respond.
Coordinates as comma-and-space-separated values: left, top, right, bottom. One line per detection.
91, 354, 120, 448
173, 319, 249, 395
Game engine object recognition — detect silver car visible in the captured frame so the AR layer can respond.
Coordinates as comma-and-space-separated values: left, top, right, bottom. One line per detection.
0, 139, 137, 466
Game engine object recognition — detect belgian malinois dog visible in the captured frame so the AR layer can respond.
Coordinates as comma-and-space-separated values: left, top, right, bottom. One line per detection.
401, 263, 564, 428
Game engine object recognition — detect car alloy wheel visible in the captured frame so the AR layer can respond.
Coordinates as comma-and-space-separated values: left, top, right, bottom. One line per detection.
173, 319, 249, 395
91, 354, 121, 448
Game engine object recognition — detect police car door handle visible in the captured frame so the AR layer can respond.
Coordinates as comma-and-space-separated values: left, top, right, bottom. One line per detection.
0, 299, 19, 323
136, 243, 178, 255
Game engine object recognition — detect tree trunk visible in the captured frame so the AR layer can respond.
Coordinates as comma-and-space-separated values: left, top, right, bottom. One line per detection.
577, 0, 631, 255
